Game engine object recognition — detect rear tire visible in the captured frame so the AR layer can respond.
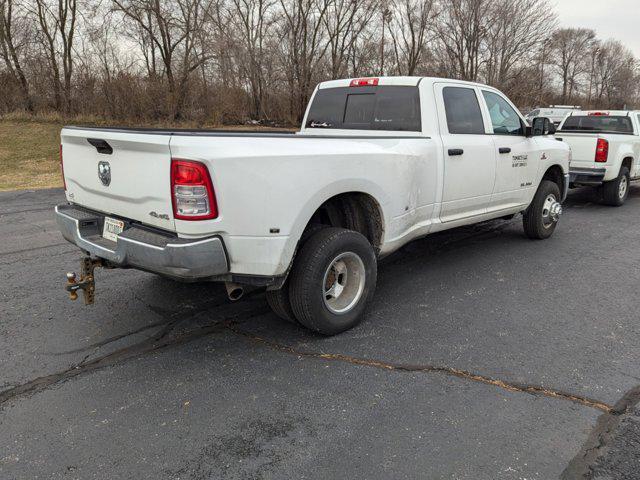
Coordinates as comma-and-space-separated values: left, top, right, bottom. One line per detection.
266, 287, 297, 323
602, 166, 630, 206
523, 180, 562, 240
289, 227, 377, 336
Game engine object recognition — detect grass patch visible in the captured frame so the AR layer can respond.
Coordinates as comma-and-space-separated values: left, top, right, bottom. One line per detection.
0, 116, 295, 191
0, 120, 63, 191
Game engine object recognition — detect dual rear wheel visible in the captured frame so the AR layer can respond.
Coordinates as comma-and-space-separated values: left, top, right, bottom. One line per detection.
266, 227, 377, 336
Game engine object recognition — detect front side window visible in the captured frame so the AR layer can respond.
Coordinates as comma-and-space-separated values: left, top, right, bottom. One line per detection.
442, 87, 485, 134
482, 91, 524, 136
306, 86, 421, 131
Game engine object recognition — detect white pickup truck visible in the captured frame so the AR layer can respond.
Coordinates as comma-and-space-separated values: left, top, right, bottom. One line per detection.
56, 76, 570, 335
557, 110, 640, 206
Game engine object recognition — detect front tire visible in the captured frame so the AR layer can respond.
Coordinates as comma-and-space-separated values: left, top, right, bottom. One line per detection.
602, 166, 630, 206
289, 227, 377, 336
523, 180, 562, 240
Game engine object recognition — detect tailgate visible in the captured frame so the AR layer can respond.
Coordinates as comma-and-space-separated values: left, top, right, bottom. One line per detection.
61, 128, 175, 232
559, 133, 598, 169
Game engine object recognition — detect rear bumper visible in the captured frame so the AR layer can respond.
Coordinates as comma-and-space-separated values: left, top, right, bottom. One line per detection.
569, 167, 606, 186
55, 204, 229, 280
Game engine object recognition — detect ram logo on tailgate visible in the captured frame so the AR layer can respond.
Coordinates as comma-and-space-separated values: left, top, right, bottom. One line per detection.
98, 161, 111, 186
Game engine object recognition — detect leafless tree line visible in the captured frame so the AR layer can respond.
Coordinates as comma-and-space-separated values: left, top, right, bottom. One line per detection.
1, 0, 638, 124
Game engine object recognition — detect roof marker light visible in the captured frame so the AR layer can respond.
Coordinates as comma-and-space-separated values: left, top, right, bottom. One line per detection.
349, 78, 379, 87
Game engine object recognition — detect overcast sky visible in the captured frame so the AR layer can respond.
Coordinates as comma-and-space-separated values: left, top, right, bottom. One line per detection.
554, 0, 640, 57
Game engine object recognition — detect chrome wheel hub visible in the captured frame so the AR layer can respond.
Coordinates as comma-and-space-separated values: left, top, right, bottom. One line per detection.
322, 252, 366, 314
542, 194, 562, 227
619, 176, 628, 199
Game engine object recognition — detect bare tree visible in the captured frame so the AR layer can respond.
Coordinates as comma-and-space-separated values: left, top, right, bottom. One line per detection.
323, 0, 376, 78
551, 27, 595, 103
436, 0, 493, 81
483, 0, 556, 89
387, 0, 437, 76
0, 0, 32, 110
590, 39, 638, 107
277, 0, 332, 122
2, 0, 640, 121
227, 0, 277, 119
31, 0, 78, 112
113, 0, 215, 119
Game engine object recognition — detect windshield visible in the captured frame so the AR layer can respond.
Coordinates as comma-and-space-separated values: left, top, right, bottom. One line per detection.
305, 86, 421, 131
560, 115, 634, 134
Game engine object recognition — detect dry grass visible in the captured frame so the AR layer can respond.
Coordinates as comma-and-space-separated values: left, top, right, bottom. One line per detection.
0, 119, 63, 191
0, 115, 295, 191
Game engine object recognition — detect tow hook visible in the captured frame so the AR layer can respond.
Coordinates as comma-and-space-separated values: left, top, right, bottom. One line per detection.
65, 257, 103, 305
550, 201, 563, 222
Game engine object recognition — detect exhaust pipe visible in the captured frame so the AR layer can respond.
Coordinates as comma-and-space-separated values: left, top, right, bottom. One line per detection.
225, 282, 244, 301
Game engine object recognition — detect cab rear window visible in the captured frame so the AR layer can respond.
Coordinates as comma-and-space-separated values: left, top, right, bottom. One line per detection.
306, 86, 421, 131
560, 115, 634, 134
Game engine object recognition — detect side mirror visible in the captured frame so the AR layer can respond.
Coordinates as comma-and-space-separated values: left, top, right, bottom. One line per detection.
531, 117, 556, 136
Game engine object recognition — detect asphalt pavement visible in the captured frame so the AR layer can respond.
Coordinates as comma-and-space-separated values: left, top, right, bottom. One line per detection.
1, 186, 639, 479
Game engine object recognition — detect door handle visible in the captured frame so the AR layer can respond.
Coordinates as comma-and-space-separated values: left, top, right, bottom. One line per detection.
498, 147, 511, 154
448, 148, 464, 156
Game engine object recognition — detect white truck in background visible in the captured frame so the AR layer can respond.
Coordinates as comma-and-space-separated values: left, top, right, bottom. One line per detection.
525, 105, 582, 126
56, 76, 570, 336
557, 111, 640, 206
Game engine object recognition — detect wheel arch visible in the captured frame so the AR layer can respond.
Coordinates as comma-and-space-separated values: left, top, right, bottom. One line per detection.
274, 182, 387, 288
541, 164, 566, 199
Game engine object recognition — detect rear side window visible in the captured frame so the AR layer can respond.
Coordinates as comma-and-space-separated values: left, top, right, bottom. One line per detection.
560, 115, 634, 134
482, 91, 524, 135
306, 86, 421, 131
442, 87, 485, 134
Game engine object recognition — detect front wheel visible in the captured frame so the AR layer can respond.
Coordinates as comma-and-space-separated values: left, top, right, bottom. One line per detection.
288, 227, 377, 336
523, 180, 562, 240
602, 166, 630, 206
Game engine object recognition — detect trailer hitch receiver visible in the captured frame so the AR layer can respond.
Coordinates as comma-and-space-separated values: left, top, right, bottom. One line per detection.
65, 257, 103, 305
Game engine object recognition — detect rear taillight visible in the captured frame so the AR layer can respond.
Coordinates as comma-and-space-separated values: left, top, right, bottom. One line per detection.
349, 77, 379, 87
170, 159, 218, 220
60, 144, 66, 190
589, 112, 609, 116
595, 138, 609, 163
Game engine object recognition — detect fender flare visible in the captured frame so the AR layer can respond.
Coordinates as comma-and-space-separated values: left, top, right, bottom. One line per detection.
275, 179, 388, 280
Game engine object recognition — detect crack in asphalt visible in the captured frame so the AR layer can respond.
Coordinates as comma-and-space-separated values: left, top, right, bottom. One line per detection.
226, 324, 615, 414
0, 242, 70, 257
0, 247, 77, 266
0, 206, 56, 216
0, 307, 271, 409
561, 385, 640, 479
1, 295, 616, 417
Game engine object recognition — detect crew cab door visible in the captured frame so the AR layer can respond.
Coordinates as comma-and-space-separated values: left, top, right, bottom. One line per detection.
434, 84, 497, 222
479, 89, 539, 212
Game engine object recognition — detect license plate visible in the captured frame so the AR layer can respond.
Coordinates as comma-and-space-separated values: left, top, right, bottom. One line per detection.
103, 217, 124, 242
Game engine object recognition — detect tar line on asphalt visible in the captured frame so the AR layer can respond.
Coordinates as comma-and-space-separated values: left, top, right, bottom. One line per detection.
225, 324, 615, 414
0, 312, 622, 417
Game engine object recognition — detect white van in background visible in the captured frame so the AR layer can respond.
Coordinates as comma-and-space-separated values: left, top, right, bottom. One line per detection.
525, 105, 582, 126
